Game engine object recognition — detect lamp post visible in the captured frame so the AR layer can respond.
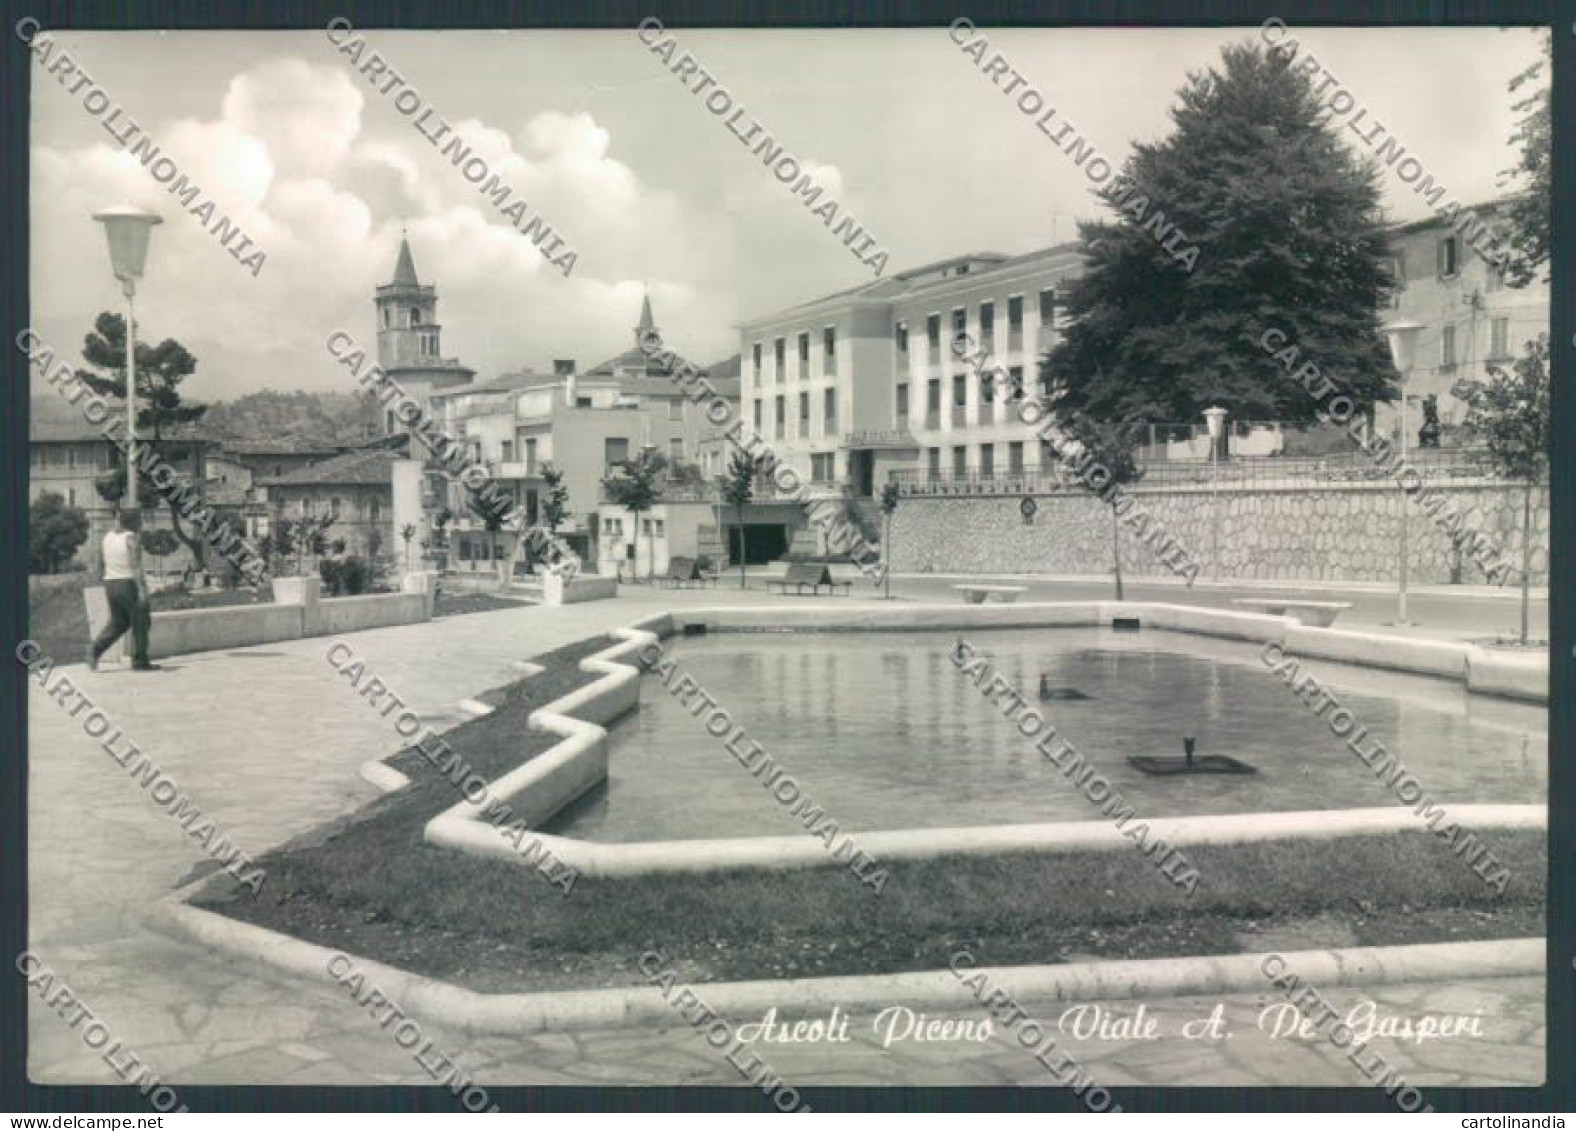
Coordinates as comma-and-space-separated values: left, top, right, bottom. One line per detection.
1379, 320, 1423, 626
1203, 405, 1228, 580
93, 205, 162, 514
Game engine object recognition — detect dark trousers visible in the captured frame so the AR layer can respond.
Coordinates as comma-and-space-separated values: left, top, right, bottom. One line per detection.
92, 579, 150, 666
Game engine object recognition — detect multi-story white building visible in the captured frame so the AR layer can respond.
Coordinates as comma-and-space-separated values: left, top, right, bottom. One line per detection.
1382, 197, 1547, 442
739, 195, 1547, 497
739, 244, 1083, 499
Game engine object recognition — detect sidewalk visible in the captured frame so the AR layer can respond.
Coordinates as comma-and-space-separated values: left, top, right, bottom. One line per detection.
25, 587, 1544, 1089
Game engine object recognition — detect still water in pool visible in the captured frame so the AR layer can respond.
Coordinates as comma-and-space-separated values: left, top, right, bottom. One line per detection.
547, 628, 1545, 842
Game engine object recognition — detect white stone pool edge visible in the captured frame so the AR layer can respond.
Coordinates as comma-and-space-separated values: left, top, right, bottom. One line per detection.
147, 600, 1548, 1035
416, 601, 1545, 881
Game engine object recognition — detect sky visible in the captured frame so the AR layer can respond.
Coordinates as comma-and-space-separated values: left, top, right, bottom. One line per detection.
27, 24, 1542, 403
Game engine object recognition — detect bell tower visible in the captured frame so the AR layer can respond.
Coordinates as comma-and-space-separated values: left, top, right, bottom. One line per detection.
375, 234, 441, 370
370, 232, 475, 437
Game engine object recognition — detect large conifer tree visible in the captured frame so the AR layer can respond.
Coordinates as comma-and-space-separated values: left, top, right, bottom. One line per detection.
1047, 42, 1398, 425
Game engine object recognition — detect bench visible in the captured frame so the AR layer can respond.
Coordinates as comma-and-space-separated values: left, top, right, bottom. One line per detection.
1231, 597, 1353, 627
658, 556, 716, 589
766, 562, 851, 597
954, 584, 1028, 605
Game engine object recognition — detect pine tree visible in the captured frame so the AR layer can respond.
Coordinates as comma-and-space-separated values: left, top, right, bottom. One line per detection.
1047, 42, 1398, 425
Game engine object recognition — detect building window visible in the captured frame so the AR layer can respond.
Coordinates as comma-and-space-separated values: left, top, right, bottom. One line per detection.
1390, 251, 1407, 284
799, 391, 810, 433
896, 382, 909, 425
952, 374, 967, 407
1438, 237, 1458, 278
926, 379, 942, 427
1008, 365, 1024, 400
895, 322, 908, 356
952, 445, 968, 477
926, 314, 941, 363
823, 327, 837, 374
1008, 295, 1023, 333
774, 338, 786, 381
67, 487, 77, 506
979, 301, 994, 350
64, 447, 76, 469
525, 437, 537, 472
330, 496, 342, 519
1008, 441, 1024, 474
576, 396, 593, 408
774, 395, 786, 440
811, 453, 834, 482
1441, 324, 1456, 369
369, 497, 381, 524
823, 388, 837, 434
1039, 288, 1056, 327
409, 306, 422, 327
386, 409, 396, 433
668, 399, 683, 421
979, 444, 994, 478
927, 448, 941, 479
752, 398, 762, 432
752, 342, 762, 373
605, 437, 630, 468
799, 332, 810, 366
501, 440, 514, 463
1490, 317, 1509, 359
669, 438, 683, 462
951, 307, 967, 347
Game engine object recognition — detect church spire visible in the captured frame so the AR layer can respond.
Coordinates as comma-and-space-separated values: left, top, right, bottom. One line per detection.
636, 287, 656, 344
392, 234, 419, 287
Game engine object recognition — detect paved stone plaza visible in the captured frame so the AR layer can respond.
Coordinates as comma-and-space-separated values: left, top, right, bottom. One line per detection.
26, 580, 1547, 1090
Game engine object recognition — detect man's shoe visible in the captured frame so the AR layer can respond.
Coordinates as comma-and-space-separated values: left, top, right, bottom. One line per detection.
130, 662, 163, 672
86, 653, 98, 672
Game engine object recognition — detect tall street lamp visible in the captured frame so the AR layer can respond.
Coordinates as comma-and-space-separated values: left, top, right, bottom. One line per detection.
1379, 320, 1423, 626
1203, 405, 1228, 581
93, 205, 162, 514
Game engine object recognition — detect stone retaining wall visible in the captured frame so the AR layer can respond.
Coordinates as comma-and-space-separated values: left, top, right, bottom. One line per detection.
890, 480, 1548, 585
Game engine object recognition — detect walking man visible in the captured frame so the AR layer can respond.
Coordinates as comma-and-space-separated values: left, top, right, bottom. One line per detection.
89, 509, 156, 671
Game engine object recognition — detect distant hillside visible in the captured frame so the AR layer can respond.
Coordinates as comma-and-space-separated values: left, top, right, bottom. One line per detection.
200, 389, 382, 445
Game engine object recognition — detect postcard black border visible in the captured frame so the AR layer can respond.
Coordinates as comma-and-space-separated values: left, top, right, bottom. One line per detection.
0, 0, 1568, 1114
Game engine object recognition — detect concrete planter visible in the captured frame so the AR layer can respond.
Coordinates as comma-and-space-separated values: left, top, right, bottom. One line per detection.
270, 576, 323, 606
542, 572, 618, 606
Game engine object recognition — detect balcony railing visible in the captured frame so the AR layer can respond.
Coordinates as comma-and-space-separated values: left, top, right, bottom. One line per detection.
890, 449, 1509, 497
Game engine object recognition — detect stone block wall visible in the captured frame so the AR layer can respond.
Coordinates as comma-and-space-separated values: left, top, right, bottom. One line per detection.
889, 480, 1548, 585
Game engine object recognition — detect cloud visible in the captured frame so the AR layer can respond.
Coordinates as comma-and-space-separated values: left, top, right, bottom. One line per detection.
31, 52, 742, 402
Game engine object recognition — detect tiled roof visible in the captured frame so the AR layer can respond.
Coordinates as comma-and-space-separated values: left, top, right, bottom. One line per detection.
220, 437, 344, 456
256, 447, 403, 487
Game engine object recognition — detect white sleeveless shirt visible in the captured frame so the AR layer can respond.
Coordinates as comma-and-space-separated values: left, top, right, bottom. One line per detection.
102, 530, 138, 581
